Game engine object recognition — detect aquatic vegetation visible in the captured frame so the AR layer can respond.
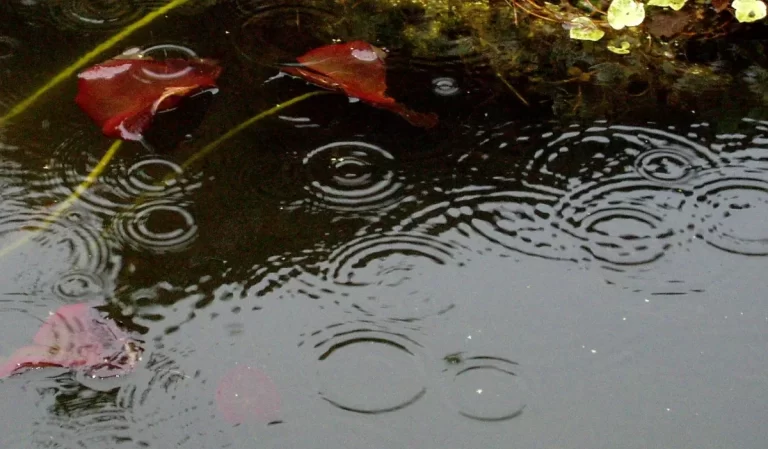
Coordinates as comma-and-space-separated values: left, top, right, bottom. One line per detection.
0, 303, 142, 379
733, 0, 768, 22
607, 41, 633, 54
75, 56, 222, 141
647, 0, 688, 11
569, 17, 605, 41
281, 41, 438, 128
339, 0, 768, 120
607, 0, 646, 30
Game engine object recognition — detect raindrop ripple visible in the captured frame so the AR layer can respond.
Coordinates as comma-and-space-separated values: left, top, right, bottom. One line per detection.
111, 199, 198, 254
441, 354, 526, 422
296, 141, 405, 214
688, 166, 768, 256
304, 320, 427, 415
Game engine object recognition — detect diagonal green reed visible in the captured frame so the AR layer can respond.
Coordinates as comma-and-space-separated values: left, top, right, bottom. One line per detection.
101, 90, 329, 238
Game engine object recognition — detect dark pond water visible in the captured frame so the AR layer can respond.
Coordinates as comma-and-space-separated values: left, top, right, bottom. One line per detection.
1, 2, 768, 448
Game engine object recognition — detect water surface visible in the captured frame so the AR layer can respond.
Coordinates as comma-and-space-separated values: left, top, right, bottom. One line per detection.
1, 2, 768, 449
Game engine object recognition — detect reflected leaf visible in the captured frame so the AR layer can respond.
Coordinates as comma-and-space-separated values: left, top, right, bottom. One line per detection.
646, 10, 693, 38
732, 0, 767, 22
215, 364, 281, 425
281, 41, 438, 128
0, 303, 142, 379
75, 56, 222, 141
569, 17, 605, 41
607, 41, 633, 54
647, 0, 687, 11
607, 0, 646, 30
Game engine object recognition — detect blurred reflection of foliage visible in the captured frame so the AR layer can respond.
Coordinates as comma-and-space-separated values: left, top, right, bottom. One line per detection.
319, 0, 768, 119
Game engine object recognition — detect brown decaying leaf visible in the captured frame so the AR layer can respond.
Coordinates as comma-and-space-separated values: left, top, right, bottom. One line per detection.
711, 0, 730, 12
647, 10, 694, 39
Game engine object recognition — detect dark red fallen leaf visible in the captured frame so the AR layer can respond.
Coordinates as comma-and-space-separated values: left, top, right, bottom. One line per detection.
75, 56, 222, 141
0, 303, 142, 379
282, 41, 438, 128
216, 363, 281, 425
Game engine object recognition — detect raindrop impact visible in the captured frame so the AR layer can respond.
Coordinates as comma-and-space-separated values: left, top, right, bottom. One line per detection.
52, 271, 107, 302
688, 167, 768, 256
441, 354, 526, 422
304, 321, 427, 415
112, 200, 198, 254
432, 77, 460, 97
11, 0, 148, 31
297, 141, 404, 214
552, 177, 689, 266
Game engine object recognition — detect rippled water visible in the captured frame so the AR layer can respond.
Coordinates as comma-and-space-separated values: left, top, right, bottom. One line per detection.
1, 2, 768, 449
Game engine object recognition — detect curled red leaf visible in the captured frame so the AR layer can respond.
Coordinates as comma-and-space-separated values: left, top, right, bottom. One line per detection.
0, 303, 142, 379
282, 41, 438, 128
75, 56, 222, 141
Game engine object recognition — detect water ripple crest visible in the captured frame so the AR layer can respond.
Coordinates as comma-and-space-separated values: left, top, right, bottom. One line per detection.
9, 0, 163, 31
111, 199, 198, 254
0, 200, 117, 291
299, 320, 427, 415
440, 353, 527, 422
316, 231, 465, 319
27, 376, 131, 449
552, 176, 690, 266
687, 165, 768, 256
229, 0, 345, 67
290, 141, 406, 215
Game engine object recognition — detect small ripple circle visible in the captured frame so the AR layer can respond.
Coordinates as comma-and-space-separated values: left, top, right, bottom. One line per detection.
634, 148, 697, 184
10, 0, 150, 31
123, 156, 184, 196
689, 167, 768, 256
301, 141, 403, 213
113, 200, 198, 254
230, 2, 344, 67
0, 36, 19, 60
52, 271, 106, 301
432, 77, 460, 97
553, 176, 689, 266
442, 354, 526, 422
309, 323, 427, 415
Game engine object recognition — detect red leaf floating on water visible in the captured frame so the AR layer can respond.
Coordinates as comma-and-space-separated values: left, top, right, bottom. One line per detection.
75, 56, 222, 141
215, 364, 282, 425
0, 303, 142, 379
282, 41, 438, 128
